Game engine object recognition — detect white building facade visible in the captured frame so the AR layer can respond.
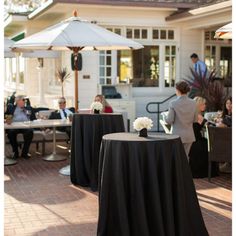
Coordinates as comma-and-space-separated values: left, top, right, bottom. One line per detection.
4, 0, 232, 129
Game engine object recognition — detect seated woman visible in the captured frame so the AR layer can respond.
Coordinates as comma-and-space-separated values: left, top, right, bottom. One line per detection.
189, 96, 218, 178
217, 96, 232, 173
218, 96, 232, 127
94, 95, 113, 113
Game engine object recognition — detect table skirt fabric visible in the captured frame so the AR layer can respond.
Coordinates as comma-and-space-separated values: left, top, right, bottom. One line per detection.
70, 114, 125, 191
97, 133, 208, 236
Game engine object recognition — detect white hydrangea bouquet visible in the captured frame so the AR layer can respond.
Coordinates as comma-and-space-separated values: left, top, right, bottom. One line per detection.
90, 101, 103, 114
133, 117, 153, 137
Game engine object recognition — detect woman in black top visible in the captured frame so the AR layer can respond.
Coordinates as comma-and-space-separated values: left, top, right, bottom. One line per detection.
221, 96, 232, 127
189, 96, 218, 178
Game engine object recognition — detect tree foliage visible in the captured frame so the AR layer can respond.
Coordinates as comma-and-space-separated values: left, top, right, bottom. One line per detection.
56, 67, 71, 97
4, 0, 45, 14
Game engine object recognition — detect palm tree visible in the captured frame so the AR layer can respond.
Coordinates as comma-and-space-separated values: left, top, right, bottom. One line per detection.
56, 67, 70, 97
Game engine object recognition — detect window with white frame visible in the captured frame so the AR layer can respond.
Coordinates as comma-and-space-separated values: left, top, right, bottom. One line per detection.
205, 45, 216, 71
126, 28, 148, 39
117, 46, 159, 87
99, 26, 177, 88
153, 29, 175, 40
205, 29, 232, 79
99, 50, 112, 85
205, 31, 224, 42
106, 27, 122, 35
220, 46, 232, 79
164, 45, 176, 88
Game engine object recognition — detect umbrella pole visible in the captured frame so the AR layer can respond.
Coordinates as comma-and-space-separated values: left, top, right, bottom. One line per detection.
72, 48, 80, 112
75, 69, 79, 112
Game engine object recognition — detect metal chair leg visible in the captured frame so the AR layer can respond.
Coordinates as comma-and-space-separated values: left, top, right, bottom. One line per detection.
208, 160, 212, 182
42, 140, 45, 156
36, 142, 39, 151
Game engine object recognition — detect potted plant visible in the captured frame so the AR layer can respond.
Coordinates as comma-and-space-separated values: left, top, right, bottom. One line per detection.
185, 68, 226, 111
90, 102, 103, 114
133, 117, 153, 137
56, 67, 70, 97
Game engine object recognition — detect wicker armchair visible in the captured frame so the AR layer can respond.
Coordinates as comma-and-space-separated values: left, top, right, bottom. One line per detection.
206, 126, 232, 182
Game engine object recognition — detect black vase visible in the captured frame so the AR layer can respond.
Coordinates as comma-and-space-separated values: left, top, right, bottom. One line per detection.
94, 109, 100, 114
139, 128, 148, 137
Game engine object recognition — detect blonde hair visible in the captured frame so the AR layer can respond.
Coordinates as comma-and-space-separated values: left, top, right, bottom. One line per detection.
94, 94, 110, 110
194, 96, 206, 112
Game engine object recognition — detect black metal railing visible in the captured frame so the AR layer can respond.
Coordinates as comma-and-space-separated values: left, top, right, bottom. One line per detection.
146, 94, 176, 132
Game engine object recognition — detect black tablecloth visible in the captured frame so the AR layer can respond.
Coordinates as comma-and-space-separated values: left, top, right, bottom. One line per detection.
97, 133, 208, 236
70, 114, 125, 191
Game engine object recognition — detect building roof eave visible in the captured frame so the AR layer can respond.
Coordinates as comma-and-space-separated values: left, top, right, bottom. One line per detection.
28, 0, 55, 20
166, 0, 232, 22
4, 14, 28, 28
54, 0, 197, 9
27, 0, 197, 20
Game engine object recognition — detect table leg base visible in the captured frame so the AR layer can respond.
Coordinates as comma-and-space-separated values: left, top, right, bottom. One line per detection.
4, 157, 18, 166
43, 154, 67, 162
59, 165, 70, 176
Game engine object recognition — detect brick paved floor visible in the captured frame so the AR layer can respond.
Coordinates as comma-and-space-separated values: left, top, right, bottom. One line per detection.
4, 143, 231, 236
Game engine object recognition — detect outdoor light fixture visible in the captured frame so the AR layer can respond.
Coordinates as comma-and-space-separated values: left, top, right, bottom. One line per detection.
37, 58, 44, 68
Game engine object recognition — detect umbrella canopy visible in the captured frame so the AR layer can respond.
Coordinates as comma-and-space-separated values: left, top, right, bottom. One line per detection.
13, 11, 143, 110
215, 23, 232, 39
14, 16, 143, 51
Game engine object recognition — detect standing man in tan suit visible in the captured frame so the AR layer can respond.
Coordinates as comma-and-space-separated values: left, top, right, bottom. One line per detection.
163, 81, 198, 159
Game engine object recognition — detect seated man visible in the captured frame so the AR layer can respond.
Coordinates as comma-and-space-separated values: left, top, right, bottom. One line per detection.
49, 97, 74, 139
5, 95, 36, 159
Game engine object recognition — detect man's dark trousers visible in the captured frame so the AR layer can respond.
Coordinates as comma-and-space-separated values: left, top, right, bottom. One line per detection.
7, 129, 33, 155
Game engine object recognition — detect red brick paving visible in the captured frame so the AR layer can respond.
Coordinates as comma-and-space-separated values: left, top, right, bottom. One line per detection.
4, 143, 231, 236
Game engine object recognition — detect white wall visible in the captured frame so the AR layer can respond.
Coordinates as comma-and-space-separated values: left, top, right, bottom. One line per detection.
179, 27, 204, 79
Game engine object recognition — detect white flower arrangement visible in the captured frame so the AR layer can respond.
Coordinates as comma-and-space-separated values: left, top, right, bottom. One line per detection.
90, 101, 103, 111
133, 117, 153, 131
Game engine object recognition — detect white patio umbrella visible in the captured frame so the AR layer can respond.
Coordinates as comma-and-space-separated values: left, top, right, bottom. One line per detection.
13, 11, 143, 111
215, 23, 232, 39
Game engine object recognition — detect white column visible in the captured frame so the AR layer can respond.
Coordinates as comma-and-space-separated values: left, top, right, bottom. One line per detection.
16, 55, 20, 92
159, 45, 165, 92
37, 58, 47, 106
112, 50, 117, 84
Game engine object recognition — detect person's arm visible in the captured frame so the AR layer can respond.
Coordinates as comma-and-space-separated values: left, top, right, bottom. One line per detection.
30, 107, 36, 121
200, 61, 207, 77
163, 102, 175, 124
68, 107, 75, 113
5, 104, 14, 116
49, 111, 56, 120
222, 116, 232, 127
197, 114, 207, 127
104, 106, 113, 113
